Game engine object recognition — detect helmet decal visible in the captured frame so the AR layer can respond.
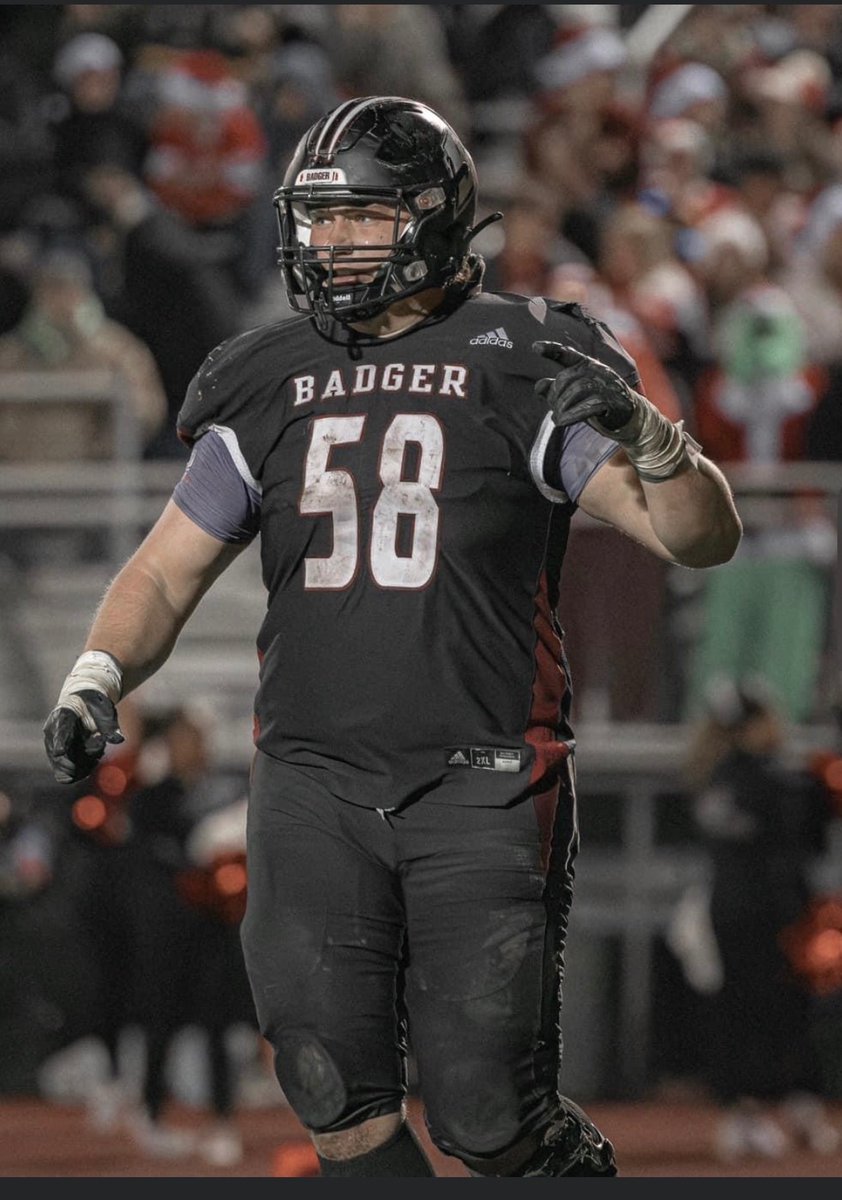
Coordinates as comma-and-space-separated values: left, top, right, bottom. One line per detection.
294, 168, 348, 186
311, 95, 404, 162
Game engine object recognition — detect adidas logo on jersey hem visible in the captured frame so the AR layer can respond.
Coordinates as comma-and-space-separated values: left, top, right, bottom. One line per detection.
446, 746, 522, 771
470, 327, 513, 348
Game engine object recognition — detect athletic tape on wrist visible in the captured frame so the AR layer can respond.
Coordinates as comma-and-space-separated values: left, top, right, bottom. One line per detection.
611, 391, 703, 481
58, 650, 123, 706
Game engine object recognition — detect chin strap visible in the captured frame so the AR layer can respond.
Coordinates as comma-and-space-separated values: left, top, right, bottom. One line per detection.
466, 211, 504, 241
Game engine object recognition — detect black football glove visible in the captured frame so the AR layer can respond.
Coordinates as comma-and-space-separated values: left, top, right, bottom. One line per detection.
532, 340, 699, 481
44, 650, 125, 784
532, 341, 638, 435
43, 688, 125, 784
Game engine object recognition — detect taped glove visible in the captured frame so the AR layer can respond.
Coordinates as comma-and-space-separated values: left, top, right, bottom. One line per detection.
43, 651, 124, 784
533, 341, 701, 481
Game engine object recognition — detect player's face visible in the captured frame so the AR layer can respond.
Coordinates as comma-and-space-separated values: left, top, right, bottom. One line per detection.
306, 203, 409, 283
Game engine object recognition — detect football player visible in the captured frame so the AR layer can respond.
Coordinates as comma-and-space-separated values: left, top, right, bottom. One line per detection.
45, 96, 742, 1177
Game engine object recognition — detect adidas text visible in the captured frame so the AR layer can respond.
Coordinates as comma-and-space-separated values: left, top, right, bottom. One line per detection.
470, 326, 513, 349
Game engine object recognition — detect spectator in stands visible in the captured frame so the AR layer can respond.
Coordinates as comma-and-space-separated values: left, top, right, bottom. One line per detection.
646, 61, 730, 139
532, 18, 628, 122
735, 49, 837, 193
440, 4, 557, 107
81, 163, 242, 456
645, 7, 841, 197
232, 11, 340, 309
687, 207, 833, 726
636, 118, 730, 234
214, 5, 285, 94
484, 186, 572, 299
52, 4, 148, 59
649, 4, 759, 89
251, 19, 339, 176
0, 782, 62, 1092
0, 13, 56, 233
321, 5, 470, 136
525, 15, 634, 264
138, 45, 268, 306
0, 231, 35, 338
786, 2, 842, 64
684, 675, 839, 1162
693, 206, 822, 464
720, 150, 802, 275
0, 243, 166, 463
142, 47, 267, 234
65, 695, 146, 1134
596, 200, 709, 387
49, 32, 149, 220
795, 183, 842, 459
782, 182, 842, 366
123, 704, 253, 1165
3, 188, 115, 335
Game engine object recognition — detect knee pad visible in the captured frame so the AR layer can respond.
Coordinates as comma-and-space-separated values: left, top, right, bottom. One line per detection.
513, 1096, 617, 1177
271, 1031, 402, 1134
274, 1032, 348, 1129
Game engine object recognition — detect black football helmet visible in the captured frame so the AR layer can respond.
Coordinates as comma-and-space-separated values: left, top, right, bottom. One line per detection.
274, 95, 492, 326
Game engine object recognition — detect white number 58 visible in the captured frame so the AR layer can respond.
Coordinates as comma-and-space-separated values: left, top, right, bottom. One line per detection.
300, 413, 444, 590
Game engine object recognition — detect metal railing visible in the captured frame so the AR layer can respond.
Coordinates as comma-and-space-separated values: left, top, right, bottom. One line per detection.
0, 369, 154, 564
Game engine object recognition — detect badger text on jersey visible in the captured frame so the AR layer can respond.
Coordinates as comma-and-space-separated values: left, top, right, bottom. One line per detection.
292, 363, 470, 406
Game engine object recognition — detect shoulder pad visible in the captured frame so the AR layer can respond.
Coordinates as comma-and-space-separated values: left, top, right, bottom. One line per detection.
546, 298, 586, 321
544, 298, 640, 386
177, 325, 275, 447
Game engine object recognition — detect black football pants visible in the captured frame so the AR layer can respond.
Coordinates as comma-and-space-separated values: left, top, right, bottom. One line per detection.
240, 750, 579, 1168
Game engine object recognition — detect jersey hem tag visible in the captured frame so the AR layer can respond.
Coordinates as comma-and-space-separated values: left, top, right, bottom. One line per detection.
446, 746, 522, 772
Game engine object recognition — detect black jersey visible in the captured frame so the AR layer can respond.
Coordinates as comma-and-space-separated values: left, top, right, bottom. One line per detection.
176, 291, 641, 810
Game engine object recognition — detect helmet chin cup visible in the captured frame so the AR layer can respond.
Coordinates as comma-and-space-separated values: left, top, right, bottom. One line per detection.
274, 96, 486, 324
403, 260, 429, 283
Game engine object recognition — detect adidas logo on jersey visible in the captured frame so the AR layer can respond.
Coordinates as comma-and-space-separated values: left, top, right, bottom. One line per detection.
470, 326, 513, 348
447, 750, 470, 765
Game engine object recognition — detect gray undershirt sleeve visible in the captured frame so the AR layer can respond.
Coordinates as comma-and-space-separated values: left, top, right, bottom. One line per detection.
546, 420, 621, 505
171, 427, 261, 543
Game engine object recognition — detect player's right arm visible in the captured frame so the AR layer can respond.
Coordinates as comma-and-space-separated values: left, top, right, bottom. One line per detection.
43, 500, 246, 784
84, 499, 246, 695
45, 326, 272, 785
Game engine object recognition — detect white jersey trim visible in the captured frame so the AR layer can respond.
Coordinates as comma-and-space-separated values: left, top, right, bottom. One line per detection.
209, 424, 263, 495
529, 412, 569, 505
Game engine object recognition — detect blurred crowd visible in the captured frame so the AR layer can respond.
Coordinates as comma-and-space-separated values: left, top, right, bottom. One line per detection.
675, 676, 842, 1161
1, 4, 842, 461
0, 696, 271, 1165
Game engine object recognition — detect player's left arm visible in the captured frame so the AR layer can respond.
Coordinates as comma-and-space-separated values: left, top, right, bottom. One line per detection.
534, 339, 742, 568
577, 448, 742, 568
